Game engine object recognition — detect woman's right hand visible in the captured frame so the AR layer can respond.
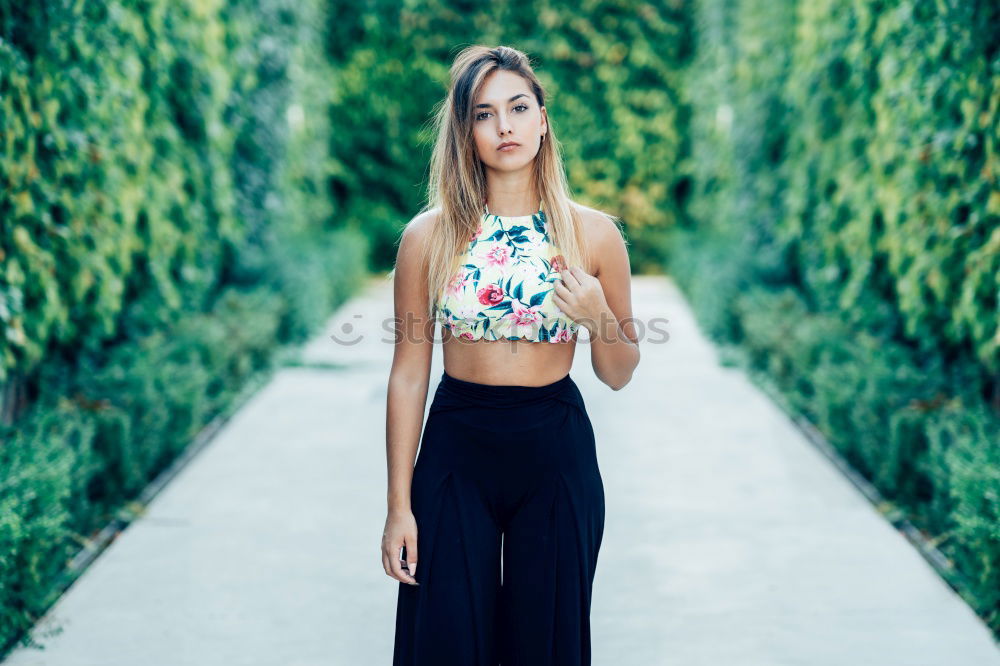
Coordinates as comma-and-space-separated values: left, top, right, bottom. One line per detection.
382, 508, 419, 585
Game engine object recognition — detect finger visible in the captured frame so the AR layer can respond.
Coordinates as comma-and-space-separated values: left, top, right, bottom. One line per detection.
391, 542, 419, 585
563, 266, 583, 287
382, 549, 392, 578
406, 537, 418, 578
386, 541, 405, 582
393, 542, 409, 581
553, 285, 573, 306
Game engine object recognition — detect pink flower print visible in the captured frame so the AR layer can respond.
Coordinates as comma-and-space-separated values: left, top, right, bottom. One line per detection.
468, 224, 483, 242
506, 303, 544, 328
477, 283, 504, 306
446, 270, 469, 295
480, 243, 512, 268
459, 331, 476, 340
550, 254, 567, 273
553, 328, 573, 342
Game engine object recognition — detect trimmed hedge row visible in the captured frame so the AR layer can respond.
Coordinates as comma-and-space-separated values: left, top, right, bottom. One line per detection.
0, 0, 367, 654
0, 227, 365, 655
674, 0, 999, 634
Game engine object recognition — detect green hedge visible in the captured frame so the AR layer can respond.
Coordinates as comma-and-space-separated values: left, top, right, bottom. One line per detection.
674, 0, 999, 634
0, 0, 368, 654
1, 1, 239, 376
325, 0, 693, 273
0, 227, 365, 655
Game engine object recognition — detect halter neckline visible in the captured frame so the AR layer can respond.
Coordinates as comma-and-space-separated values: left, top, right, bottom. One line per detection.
483, 199, 544, 219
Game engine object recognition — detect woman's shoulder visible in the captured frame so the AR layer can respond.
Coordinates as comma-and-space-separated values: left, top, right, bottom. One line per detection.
405, 206, 442, 232
398, 207, 443, 253
568, 201, 623, 238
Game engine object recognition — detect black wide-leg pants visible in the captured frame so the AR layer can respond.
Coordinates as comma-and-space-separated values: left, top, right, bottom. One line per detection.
393, 370, 606, 666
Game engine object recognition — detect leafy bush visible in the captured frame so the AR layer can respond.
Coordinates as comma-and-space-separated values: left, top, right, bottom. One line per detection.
674, 0, 999, 634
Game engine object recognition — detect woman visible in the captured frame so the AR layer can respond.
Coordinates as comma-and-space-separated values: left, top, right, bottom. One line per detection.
383, 44, 640, 666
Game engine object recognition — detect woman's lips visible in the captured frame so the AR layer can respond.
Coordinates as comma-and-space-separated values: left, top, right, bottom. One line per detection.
498, 143, 520, 152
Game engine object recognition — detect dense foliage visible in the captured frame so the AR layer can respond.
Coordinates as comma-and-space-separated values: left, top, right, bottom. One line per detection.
0, 0, 366, 653
674, 0, 999, 633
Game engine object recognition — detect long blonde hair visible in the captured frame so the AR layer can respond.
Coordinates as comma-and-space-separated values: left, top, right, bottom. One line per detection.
403, 45, 594, 320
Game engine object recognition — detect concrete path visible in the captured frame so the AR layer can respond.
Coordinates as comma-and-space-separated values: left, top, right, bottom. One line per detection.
4, 274, 998, 665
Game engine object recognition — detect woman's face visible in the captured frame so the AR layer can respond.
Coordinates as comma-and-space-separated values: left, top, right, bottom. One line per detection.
471, 70, 547, 172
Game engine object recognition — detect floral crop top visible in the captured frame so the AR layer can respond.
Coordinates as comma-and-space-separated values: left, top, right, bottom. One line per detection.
435, 203, 581, 342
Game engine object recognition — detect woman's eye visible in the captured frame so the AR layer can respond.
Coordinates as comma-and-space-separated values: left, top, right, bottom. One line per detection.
475, 104, 530, 121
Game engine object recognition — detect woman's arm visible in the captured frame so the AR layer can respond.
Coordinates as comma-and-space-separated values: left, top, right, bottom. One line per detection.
554, 211, 640, 390
588, 213, 639, 390
382, 212, 435, 585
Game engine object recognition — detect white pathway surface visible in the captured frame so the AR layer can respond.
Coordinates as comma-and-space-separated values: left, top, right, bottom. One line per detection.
4, 274, 998, 665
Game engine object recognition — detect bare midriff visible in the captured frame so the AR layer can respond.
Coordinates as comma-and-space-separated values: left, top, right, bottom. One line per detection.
441, 327, 579, 386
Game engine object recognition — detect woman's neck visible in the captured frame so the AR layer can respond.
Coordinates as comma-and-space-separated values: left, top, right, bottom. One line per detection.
484, 194, 542, 217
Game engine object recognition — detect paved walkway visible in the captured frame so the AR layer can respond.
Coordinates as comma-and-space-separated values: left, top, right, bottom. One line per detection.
4, 274, 998, 665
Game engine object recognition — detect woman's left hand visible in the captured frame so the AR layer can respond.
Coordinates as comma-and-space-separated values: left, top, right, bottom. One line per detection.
552, 265, 608, 335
